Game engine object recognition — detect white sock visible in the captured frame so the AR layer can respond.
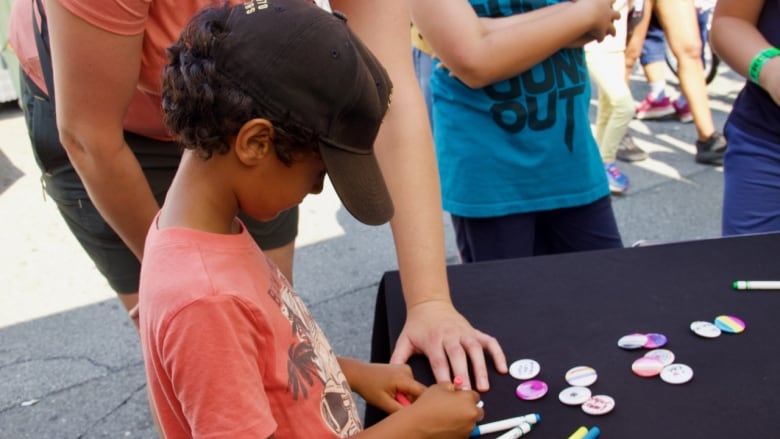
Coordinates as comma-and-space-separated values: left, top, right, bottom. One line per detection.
649, 82, 666, 100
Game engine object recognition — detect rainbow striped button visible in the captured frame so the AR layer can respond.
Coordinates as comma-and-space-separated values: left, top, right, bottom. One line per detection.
714, 315, 746, 333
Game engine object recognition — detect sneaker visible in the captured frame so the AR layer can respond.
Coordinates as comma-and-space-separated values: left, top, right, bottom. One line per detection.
605, 162, 629, 194
616, 133, 648, 162
635, 93, 675, 120
695, 131, 727, 166
673, 99, 693, 123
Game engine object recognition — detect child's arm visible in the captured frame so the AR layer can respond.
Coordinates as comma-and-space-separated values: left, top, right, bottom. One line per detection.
711, 0, 780, 105
338, 357, 427, 413
475, 4, 598, 48
339, 358, 483, 438
411, 0, 620, 88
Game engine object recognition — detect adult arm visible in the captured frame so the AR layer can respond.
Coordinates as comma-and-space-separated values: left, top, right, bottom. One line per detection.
410, 0, 619, 88
46, 0, 156, 261
711, 0, 780, 105
331, 0, 506, 391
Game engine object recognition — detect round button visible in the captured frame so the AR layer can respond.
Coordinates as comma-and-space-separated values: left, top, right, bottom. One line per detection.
558, 386, 592, 405
509, 358, 541, 380
632, 357, 664, 377
690, 320, 722, 338
617, 333, 649, 349
643, 333, 668, 348
660, 363, 694, 384
515, 380, 548, 400
565, 366, 598, 387
714, 315, 746, 334
644, 348, 675, 366
581, 394, 616, 416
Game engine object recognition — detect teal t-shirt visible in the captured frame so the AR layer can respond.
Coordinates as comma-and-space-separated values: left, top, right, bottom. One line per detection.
432, 0, 608, 218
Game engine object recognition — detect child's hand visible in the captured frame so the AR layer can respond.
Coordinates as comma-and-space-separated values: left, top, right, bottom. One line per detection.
579, 0, 621, 42
404, 383, 484, 438
342, 361, 427, 413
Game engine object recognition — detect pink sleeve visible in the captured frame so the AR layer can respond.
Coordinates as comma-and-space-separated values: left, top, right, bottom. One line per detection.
161, 297, 276, 438
57, 0, 151, 35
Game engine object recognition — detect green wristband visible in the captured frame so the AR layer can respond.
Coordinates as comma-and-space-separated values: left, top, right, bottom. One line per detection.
748, 47, 780, 85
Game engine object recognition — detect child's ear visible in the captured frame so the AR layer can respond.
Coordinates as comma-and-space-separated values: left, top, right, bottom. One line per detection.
234, 118, 275, 165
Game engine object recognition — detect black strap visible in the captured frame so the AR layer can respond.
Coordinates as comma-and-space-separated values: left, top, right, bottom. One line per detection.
32, 0, 55, 106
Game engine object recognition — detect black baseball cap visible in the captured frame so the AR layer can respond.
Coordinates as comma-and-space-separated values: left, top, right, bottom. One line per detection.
214, 0, 394, 225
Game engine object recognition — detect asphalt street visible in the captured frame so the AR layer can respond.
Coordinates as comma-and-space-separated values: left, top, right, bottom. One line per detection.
0, 64, 744, 438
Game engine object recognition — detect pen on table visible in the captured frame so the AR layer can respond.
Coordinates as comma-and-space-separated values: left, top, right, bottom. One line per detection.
469, 414, 540, 437
494, 421, 532, 439
733, 280, 780, 290
453, 376, 485, 408
567, 426, 588, 439
581, 426, 601, 439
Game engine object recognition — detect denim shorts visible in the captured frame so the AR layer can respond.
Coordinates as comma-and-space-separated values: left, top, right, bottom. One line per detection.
20, 70, 298, 294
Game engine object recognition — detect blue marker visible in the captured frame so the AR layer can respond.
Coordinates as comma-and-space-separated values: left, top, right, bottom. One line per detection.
582, 426, 601, 439
469, 414, 540, 437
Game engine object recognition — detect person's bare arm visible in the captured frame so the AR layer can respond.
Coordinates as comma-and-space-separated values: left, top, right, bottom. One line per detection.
47, 0, 157, 260
711, 0, 780, 105
331, 0, 506, 391
411, 0, 619, 88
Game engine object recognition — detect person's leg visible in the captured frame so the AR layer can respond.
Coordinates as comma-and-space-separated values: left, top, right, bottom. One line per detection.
587, 50, 634, 193
654, 0, 712, 137
625, 0, 655, 83
636, 17, 675, 120
722, 123, 780, 236
655, 0, 725, 164
450, 213, 536, 263
620, 0, 653, 162
538, 196, 624, 255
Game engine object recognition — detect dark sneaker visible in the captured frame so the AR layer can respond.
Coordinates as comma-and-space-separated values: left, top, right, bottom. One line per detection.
616, 133, 648, 162
695, 131, 727, 166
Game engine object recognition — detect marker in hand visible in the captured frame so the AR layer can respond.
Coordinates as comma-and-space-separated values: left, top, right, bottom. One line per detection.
454, 376, 485, 408
395, 392, 412, 407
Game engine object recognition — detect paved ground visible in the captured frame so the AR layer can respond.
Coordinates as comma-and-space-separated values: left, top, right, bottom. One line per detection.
0, 65, 744, 438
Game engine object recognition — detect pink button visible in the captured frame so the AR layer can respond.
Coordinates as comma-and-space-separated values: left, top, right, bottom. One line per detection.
515, 380, 548, 400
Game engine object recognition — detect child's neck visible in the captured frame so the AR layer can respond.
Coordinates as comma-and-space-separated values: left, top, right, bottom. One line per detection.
158, 152, 240, 234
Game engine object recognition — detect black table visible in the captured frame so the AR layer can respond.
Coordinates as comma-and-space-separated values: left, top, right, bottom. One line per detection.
367, 232, 780, 438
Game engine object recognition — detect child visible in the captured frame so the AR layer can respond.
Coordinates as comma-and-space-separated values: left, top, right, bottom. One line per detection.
585, 0, 635, 194
410, 0, 624, 262
138, 2, 482, 438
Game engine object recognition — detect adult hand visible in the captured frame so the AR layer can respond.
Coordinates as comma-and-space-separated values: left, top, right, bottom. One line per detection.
390, 300, 507, 392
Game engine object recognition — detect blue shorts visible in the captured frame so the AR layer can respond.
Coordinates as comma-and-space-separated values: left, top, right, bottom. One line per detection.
640, 18, 666, 66
640, 9, 712, 66
722, 123, 780, 236
450, 196, 623, 262
20, 71, 298, 294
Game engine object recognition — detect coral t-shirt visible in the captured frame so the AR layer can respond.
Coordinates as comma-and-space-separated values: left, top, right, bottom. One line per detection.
139, 216, 361, 438
8, 0, 331, 140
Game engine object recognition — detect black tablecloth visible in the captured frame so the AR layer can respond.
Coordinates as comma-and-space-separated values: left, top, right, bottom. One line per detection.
367, 233, 780, 438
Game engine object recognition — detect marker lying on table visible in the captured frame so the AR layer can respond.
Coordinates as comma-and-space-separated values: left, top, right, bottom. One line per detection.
733, 280, 780, 290
494, 421, 532, 439
582, 426, 601, 439
469, 414, 540, 437
568, 426, 588, 439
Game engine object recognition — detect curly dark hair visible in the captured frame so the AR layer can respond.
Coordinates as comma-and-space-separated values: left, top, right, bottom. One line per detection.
161, 3, 319, 165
